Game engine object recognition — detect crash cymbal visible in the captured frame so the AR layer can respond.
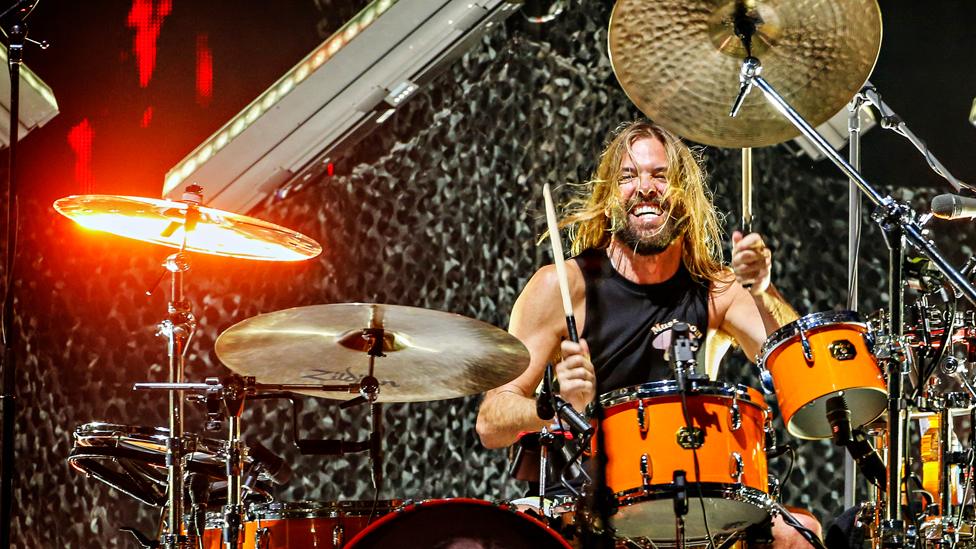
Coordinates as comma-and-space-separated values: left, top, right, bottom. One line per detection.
608, 0, 882, 147
214, 303, 530, 402
53, 194, 321, 261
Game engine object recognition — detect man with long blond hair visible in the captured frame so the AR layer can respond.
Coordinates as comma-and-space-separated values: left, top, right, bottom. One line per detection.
477, 120, 819, 547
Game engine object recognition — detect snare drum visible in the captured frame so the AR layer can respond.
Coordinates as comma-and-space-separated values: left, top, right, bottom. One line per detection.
345, 498, 573, 548
68, 422, 232, 506
202, 500, 401, 548
597, 380, 771, 543
758, 311, 887, 439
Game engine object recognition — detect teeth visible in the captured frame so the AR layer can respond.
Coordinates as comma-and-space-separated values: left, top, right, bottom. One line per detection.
633, 205, 662, 216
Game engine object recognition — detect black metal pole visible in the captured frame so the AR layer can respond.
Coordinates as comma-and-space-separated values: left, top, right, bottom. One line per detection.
0, 20, 24, 549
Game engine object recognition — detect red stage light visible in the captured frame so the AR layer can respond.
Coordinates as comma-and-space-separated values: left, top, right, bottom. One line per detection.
196, 33, 213, 106
126, 0, 173, 88
67, 119, 94, 193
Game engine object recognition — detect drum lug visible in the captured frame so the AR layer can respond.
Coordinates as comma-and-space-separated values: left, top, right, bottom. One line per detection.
758, 363, 775, 395
333, 524, 344, 547
799, 327, 815, 364
637, 399, 648, 438
729, 452, 744, 484
729, 398, 742, 431
640, 453, 652, 489
255, 527, 270, 549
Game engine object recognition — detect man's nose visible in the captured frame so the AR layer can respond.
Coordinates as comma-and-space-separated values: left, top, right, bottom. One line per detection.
636, 174, 657, 196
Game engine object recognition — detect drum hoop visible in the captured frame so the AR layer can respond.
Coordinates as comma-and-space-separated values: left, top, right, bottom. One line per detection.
598, 380, 762, 409
72, 422, 227, 462
345, 498, 571, 548
250, 500, 403, 520
758, 310, 865, 365
615, 482, 772, 513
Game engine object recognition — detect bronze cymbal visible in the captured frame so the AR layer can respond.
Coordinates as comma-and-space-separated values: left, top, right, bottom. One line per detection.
214, 303, 530, 403
53, 194, 321, 261
608, 0, 882, 147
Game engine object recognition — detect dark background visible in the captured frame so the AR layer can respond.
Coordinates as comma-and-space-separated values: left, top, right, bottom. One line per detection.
1, 0, 974, 546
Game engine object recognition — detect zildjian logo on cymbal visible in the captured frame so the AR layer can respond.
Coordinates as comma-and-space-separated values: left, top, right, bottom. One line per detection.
301, 367, 401, 388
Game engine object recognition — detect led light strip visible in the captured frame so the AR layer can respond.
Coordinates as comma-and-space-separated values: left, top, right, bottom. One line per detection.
163, 0, 398, 195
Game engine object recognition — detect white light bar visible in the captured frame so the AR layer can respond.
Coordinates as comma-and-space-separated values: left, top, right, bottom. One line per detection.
165, 0, 522, 213
0, 43, 58, 147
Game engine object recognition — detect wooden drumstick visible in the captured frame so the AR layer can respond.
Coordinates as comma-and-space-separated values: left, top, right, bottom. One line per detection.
741, 147, 753, 234
741, 147, 754, 289
543, 183, 579, 343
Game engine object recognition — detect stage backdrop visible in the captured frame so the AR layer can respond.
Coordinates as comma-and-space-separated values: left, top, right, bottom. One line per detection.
7, 0, 976, 546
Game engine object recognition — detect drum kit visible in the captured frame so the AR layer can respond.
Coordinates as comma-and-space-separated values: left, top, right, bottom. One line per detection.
51, 0, 976, 548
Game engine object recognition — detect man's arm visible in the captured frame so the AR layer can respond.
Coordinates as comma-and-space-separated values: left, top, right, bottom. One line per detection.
722, 231, 799, 361
476, 263, 594, 449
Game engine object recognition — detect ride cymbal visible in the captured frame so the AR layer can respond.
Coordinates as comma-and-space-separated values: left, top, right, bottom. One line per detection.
214, 303, 530, 403
54, 194, 321, 261
608, 0, 882, 147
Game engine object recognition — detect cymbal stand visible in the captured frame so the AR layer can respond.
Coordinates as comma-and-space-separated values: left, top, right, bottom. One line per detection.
152, 251, 196, 549
729, 53, 976, 548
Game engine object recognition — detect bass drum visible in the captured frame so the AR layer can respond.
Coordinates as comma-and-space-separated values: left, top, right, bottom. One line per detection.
201, 500, 401, 548
345, 498, 573, 548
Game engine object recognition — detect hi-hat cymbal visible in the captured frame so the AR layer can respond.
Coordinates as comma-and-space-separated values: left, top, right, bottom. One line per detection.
608, 0, 882, 148
54, 194, 321, 261
214, 303, 530, 403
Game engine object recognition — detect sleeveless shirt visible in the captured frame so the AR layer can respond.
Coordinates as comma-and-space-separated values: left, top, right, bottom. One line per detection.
576, 248, 710, 394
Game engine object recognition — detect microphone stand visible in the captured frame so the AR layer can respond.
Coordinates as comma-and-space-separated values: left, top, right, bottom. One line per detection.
0, 3, 43, 546
728, 52, 976, 548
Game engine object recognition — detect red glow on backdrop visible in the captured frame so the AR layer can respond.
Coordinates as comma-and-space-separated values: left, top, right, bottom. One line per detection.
141, 106, 153, 128
196, 33, 213, 106
67, 119, 95, 193
126, 0, 173, 88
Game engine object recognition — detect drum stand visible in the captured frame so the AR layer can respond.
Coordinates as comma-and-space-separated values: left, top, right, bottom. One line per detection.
153, 250, 196, 549
730, 53, 976, 548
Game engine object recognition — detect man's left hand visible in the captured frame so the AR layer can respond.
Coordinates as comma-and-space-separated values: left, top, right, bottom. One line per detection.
731, 230, 772, 295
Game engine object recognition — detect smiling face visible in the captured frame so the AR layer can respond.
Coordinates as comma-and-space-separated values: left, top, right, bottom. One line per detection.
609, 136, 687, 255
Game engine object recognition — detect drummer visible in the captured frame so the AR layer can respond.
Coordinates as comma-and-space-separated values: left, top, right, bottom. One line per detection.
476, 120, 820, 546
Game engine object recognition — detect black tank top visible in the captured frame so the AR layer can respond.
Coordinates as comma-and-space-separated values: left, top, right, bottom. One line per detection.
576, 248, 710, 394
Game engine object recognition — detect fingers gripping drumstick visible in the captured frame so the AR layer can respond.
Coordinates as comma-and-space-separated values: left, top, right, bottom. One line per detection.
543, 183, 579, 343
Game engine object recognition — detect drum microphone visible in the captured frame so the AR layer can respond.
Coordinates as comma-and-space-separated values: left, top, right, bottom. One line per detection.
847, 429, 887, 491
247, 441, 292, 485
537, 362, 593, 437
825, 395, 853, 447
931, 193, 976, 220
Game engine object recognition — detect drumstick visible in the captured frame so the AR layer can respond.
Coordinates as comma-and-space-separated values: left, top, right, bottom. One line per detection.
542, 183, 579, 343
741, 147, 754, 289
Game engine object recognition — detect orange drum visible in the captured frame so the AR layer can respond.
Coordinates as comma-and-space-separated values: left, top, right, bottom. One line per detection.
597, 380, 771, 543
201, 500, 400, 548
758, 311, 887, 439
345, 498, 573, 548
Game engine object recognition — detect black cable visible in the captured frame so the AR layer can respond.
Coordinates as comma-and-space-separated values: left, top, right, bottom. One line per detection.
778, 444, 796, 489
912, 297, 957, 399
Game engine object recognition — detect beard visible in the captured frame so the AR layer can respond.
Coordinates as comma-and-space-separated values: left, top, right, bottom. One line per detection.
610, 202, 686, 255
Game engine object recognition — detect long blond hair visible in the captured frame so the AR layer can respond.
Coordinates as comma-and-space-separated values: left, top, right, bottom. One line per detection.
562, 121, 726, 284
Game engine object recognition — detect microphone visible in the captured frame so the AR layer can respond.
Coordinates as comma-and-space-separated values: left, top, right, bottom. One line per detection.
536, 363, 556, 421
825, 395, 853, 447
247, 441, 292, 485
847, 429, 887, 491
187, 472, 210, 537
931, 193, 976, 220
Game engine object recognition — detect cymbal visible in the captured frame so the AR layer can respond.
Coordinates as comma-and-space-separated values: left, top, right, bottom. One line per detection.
608, 0, 882, 148
53, 194, 321, 261
214, 303, 530, 403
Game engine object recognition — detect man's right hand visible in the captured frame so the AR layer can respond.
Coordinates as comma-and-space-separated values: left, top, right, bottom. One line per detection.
555, 338, 596, 412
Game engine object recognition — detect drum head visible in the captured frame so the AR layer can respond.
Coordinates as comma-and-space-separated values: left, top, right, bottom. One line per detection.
613, 487, 770, 543
345, 499, 571, 548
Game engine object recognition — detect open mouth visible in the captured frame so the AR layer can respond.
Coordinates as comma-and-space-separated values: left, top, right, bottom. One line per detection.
630, 202, 664, 218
